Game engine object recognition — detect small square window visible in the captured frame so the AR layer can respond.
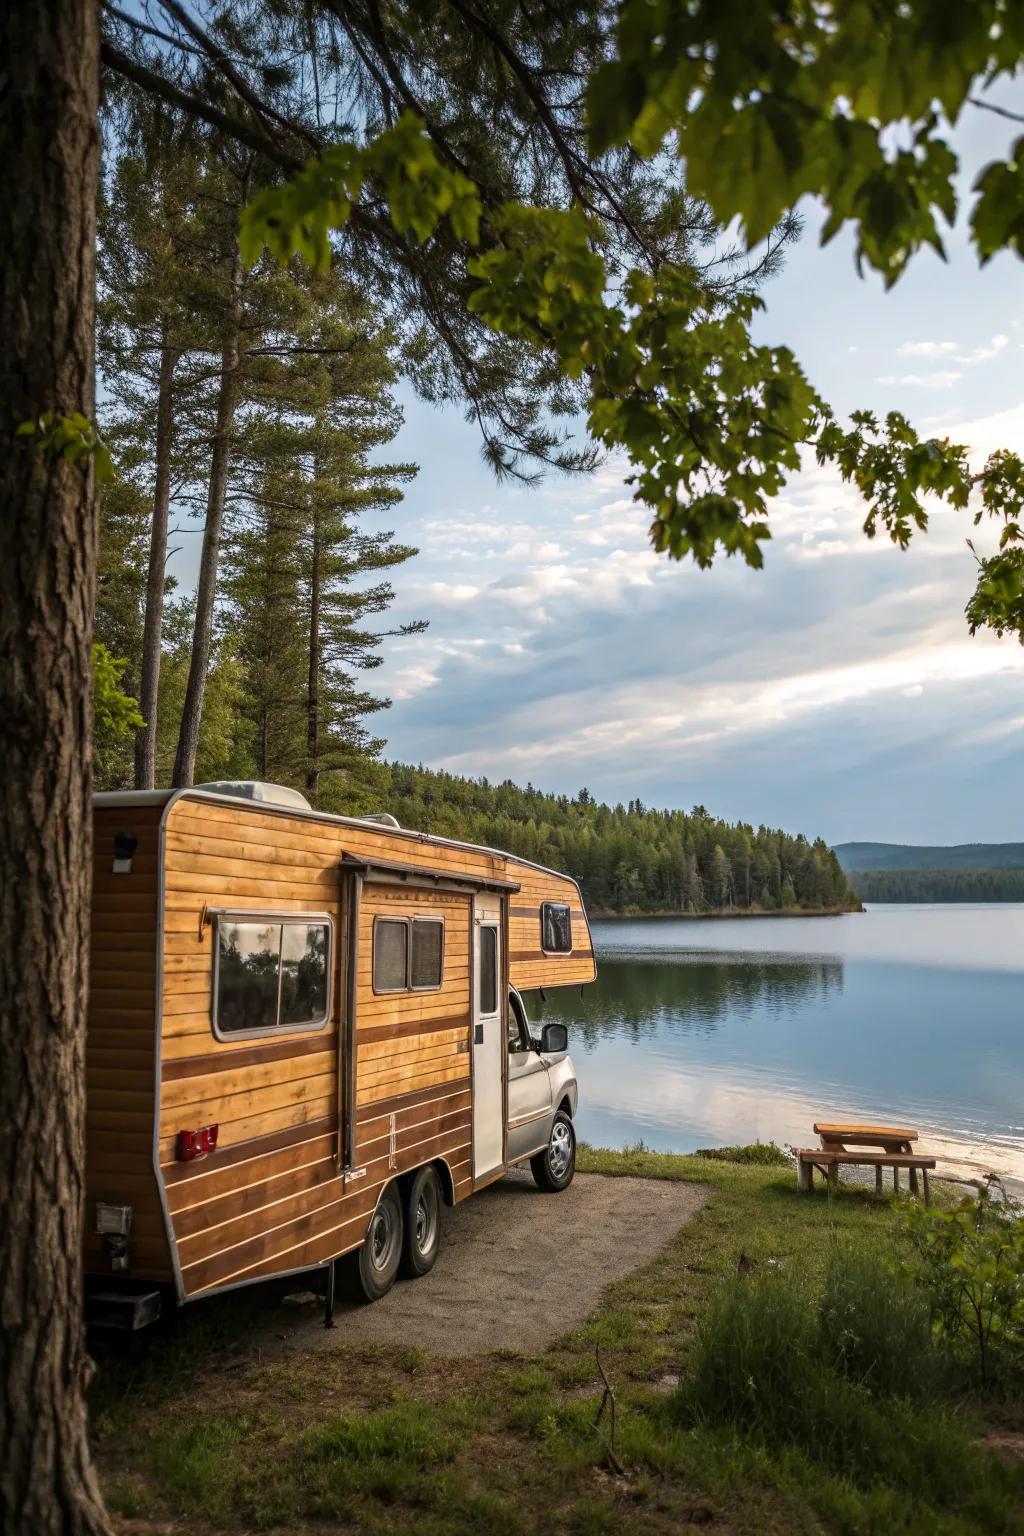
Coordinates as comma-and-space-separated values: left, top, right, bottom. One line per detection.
411, 919, 443, 989
540, 902, 572, 954
373, 919, 408, 992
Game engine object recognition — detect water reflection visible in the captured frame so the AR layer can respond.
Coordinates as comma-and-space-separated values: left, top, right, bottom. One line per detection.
529, 953, 843, 1046
523, 912, 1024, 1184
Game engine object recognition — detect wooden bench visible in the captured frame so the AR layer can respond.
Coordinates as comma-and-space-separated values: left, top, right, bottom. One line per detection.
795, 1122, 935, 1202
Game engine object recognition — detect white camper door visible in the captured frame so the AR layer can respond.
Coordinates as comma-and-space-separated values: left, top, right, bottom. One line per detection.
471, 896, 504, 1182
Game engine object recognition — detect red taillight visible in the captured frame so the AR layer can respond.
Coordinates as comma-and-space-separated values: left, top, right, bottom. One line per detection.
176, 1124, 219, 1161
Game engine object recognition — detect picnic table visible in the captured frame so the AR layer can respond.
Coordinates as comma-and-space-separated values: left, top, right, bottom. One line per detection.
796, 1122, 935, 1201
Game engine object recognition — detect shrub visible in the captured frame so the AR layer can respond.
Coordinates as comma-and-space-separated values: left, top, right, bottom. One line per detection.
901, 1181, 1024, 1388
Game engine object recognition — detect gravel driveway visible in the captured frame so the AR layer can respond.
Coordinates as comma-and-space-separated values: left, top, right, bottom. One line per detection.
269, 1170, 707, 1357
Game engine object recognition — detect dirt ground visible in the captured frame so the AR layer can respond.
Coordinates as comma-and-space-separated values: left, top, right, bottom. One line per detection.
264, 1170, 708, 1357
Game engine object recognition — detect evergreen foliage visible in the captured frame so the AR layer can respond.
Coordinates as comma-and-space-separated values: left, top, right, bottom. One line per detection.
384, 764, 858, 915
95, 118, 420, 804
851, 868, 1024, 903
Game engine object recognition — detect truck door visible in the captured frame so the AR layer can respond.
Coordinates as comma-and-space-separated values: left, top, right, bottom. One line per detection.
506, 989, 553, 1162
471, 895, 504, 1183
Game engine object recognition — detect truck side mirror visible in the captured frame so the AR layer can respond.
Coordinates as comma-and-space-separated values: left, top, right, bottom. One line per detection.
539, 1022, 568, 1055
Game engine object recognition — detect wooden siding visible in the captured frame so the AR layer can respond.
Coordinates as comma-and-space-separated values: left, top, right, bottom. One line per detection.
507, 866, 596, 991
157, 797, 475, 1299
86, 807, 172, 1281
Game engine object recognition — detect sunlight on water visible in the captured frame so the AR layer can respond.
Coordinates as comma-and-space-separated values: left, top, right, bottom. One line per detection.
531, 905, 1024, 1184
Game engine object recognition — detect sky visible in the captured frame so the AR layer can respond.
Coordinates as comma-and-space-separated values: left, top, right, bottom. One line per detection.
171, 93, 1024, 848
360, 99, 1024, 848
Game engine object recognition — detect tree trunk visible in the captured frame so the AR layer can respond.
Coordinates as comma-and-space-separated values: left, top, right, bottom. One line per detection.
172, 247, 242, 787
134, 330, 178, 789
0, 4, 111, 1533
306, 501, 322, 801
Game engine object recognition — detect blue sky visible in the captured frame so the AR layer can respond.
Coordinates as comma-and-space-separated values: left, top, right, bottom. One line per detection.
362, 103, 1024, 847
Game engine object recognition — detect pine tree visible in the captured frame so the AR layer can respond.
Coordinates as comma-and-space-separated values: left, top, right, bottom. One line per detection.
220, 265, 422, 809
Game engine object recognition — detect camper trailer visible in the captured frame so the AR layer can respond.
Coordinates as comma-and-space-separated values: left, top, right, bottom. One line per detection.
84, 783, 596, 1326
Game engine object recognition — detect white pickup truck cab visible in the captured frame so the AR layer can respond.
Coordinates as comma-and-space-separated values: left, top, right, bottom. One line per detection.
506, 987, 578, 1190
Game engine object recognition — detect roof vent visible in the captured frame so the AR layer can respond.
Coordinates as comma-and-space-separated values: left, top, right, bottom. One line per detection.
357, 812, 401, 829
195, 781, 312, 810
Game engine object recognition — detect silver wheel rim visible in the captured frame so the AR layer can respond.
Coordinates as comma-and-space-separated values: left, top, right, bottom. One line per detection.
415, 1183, 439, 1256
548, 1121, 572, 1180
369, 1201, 398, 1273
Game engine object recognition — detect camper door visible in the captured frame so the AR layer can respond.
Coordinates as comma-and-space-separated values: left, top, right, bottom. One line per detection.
471, 894, 504, 1182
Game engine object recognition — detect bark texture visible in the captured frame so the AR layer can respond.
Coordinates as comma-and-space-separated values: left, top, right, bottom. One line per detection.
0, 3, 111, 1533
306, 507, 322, 800
172, 248, 242, 787
134, 332, 178, 788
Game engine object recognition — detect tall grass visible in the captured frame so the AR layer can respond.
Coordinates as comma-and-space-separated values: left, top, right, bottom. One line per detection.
674, 1251, 1022, 1529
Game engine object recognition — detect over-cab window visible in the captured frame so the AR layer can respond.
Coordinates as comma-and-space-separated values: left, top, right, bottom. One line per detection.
540, 901, 573, 954
213, 915, 331, 1037
372, 916, 444, 994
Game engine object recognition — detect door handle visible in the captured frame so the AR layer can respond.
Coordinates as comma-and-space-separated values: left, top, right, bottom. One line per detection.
474, 1023, 484, 1044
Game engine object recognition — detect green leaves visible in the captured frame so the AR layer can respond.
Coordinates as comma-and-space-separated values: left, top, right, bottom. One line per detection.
469, 217, 822, 570
587, 0, 1022, 282
973, 136, 1024, 263
966, 450, 1024, 640
239, 113, 481, 271
815, 411, 971, 546
16, 410, 114, 484
92, 642, 145, 737
902, 1182, 1024, 1386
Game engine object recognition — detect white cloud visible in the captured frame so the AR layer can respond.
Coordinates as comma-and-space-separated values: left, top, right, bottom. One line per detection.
957, 333, 1009, 366
876, 370, 963, 389
898, 340, 958, 357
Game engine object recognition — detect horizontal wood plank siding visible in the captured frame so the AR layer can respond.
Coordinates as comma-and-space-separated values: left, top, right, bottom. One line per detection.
158, 798, 478, 1299
506, 870, 596, 991
85, 807, 172, 1282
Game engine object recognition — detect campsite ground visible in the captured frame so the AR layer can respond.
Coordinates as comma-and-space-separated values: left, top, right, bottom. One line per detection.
90, 1150, 1024, 1536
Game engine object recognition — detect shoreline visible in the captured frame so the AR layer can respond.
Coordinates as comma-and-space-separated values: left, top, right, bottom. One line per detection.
589, 903, 864, 921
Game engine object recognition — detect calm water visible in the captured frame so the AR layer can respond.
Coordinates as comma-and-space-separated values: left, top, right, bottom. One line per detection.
533, 905, 1024, 1182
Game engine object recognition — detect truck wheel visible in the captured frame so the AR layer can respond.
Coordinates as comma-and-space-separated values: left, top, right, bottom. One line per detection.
340, 1182, 404, 1303
400, 1165, 443, 1278
531, 1110, 576, 1193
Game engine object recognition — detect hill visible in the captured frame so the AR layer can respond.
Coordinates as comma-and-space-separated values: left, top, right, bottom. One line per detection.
835, 842, 1024, 872
386, 764, 860, 917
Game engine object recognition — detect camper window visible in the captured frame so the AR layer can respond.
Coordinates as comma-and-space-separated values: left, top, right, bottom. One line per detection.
411, 919, 444, 990
478, 926, 497, 1014
373, 916, 444, 993
213, 916, 331, 1038
540, 901, 573, 954
372, 918, 408, 993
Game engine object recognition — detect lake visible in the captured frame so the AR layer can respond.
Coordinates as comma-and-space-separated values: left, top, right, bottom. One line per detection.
533, 905, 1024, 1183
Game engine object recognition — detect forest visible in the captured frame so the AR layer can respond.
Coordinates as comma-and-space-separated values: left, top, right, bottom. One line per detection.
848, 869, 1024, 904
386, 765, 860, 916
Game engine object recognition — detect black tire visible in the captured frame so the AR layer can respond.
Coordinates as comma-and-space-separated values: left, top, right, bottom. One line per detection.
340, 1182, 404, 1303
530, 1109, 576, 1193
400, 1165, 443, 1279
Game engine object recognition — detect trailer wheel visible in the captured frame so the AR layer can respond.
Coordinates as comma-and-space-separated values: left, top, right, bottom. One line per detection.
400, 1165, 443, 1278
530, 1110, 576, 1193
340, 1182, 404, 1303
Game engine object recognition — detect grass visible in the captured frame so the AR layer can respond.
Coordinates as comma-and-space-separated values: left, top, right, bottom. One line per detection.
88, 1148, 1024, 1535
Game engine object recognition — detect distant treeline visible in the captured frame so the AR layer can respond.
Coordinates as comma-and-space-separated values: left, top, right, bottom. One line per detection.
387, 764, 860, 916
850, 868, 1024, 903
836, 841, 1024, 872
